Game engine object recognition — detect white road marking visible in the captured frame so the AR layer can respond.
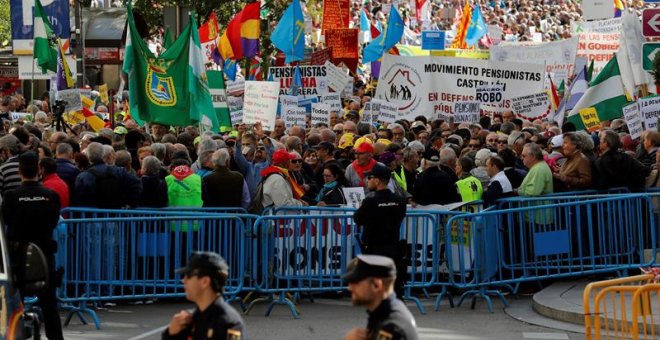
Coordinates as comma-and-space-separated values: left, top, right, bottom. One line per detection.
522, 332, 570, 339
125, 325, 168, 340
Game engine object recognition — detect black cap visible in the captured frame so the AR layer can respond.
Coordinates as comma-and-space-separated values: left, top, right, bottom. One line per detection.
346, 110, 360, 117
313, 141, 335, 153
363, 163, 391, 181
429, 129, 443, 142
176, 251, 229, 278
423, 148, 440, 162
342, 255, 396, 283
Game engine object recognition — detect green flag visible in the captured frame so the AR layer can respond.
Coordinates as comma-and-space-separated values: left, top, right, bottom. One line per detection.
207, 70, 232, 133
586, 59, 595, 82
33, 0, 57, 73
567, 55, 629, 130
163, 27, 173, 50
122, 7, 217, 130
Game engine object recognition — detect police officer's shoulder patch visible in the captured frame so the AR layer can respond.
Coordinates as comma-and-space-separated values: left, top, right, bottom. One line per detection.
227, 328, 241, 340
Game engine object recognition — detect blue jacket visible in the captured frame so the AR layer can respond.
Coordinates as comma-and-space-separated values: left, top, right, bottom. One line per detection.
56, 158, 80, 192
73, 162, 142, 208
234, 140, 273, 197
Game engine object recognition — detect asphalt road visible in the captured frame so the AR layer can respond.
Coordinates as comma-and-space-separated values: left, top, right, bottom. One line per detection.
55, 295, 585, 340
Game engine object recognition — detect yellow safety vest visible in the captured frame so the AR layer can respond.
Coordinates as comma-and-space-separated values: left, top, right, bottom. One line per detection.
393, 167, 407, 192
456, 176, 483, 202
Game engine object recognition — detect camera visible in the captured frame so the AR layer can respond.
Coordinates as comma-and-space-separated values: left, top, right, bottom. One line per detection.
52, 99, 67, 117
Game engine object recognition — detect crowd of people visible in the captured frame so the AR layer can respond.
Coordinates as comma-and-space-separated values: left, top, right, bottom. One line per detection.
0, 87, 657, 214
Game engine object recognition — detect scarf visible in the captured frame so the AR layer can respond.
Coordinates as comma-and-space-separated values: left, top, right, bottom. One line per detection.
260, 166, 306, 199
352, 158, 377, 186
315, 180, 338, 202
171, 165, 194, 181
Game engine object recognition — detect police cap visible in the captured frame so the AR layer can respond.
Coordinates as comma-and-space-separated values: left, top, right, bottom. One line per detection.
342, 255, 396, 283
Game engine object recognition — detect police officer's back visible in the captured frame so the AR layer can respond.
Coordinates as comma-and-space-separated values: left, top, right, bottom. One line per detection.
2, 151, 63, 340
163, 251, 245, 340
353, 164, 406, 257
343, 255, 418, 340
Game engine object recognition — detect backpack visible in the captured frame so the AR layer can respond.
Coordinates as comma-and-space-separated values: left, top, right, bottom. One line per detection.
248, 172, 284, 215
87, 167, 124, 209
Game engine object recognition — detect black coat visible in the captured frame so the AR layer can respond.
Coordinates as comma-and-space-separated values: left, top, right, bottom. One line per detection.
596, 150, 650, 191
139, 175, 168, 208
413, 166, 460, 205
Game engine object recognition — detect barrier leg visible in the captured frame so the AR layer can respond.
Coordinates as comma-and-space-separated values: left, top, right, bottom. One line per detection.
457, 286, 508, 313
61, 302, 101, 329
433, 285, 455, 311
264, 294, 300, 319
226, 295, 246, 312
243, 294, 273, 316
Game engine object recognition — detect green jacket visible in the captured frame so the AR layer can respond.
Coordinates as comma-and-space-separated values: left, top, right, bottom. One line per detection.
166, 173, 203, 231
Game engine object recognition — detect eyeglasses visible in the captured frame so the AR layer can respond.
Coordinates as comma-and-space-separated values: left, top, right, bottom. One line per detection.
256, 146, 265, 151
487, 139, 497, 143
291, 159, 303, 164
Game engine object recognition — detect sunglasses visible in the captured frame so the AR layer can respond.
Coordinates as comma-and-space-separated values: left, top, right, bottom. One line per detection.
291, 159, 303, 164
256, 146, 265, 151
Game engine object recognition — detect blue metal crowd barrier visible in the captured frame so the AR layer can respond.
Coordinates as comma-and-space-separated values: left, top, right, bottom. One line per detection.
55, 214, 249, 329
442, 194, 656, 312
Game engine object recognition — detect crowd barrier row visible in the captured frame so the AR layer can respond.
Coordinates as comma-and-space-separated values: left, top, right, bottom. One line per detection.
50, 191, 659, 328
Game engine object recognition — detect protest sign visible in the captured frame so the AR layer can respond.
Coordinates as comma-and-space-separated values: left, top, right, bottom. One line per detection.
283, 106, 307, 130
321, 0, 350, 33
267, 65, 329, 96
310, 48, 332, 65
243, 81, 279, 130
379, 102, 399, 123
228, 96, 243, 113
582, 0, 613, 21
342, 187, 365, 208
571, 18, 621, 75
311, 103, 331, 126
453, 101, 480, 123
99, 84, 109, 104
56, 89, 83, 112
579, 107, 601, 132
475, 84, 504, 106
10, 112, 31, 122
363, 100, 381, 123
230, 110, 244, 126
639, 96, 660, 131
325, 29, 359, 72
324, 61, 352, 93
489, 37, 578, 83
374, 55, 544, 120
510, 92, 552, 121
226, 78, 246, 96
320, 93, 343, 112
342, 78, 354, 98
488, 25, 503, 46
622, 102, 643, 139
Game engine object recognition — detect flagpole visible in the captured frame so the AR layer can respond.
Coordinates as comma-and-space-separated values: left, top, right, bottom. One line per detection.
31, 54, 35, 109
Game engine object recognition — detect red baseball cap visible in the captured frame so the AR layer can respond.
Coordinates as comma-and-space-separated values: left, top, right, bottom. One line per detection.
272, 149, 296, 164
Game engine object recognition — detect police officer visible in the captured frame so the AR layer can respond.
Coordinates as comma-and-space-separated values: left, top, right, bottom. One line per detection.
353, 164, 407, 298
343, 255, 418, 340
1, 151, 63, 340
163, 252, 245, 340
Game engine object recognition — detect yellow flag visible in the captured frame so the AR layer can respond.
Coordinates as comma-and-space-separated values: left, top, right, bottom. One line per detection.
99, 84, 109, 104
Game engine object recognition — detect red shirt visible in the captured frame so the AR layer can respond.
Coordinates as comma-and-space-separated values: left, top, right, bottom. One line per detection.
42, 173, 70, 210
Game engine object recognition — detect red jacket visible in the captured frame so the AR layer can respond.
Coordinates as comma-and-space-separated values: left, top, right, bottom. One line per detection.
42, 173, 69, 210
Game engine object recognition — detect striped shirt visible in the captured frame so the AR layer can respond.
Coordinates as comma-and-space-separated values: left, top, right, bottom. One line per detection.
0, 156, 21, 196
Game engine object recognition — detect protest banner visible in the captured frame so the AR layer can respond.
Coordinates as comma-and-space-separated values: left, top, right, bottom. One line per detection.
475, 84, 504, 106
430, 49, 489, 59
488, 25, 503, 46
489, 37, 578, 84
243, 81, 279, 130
571, 18, 621, 75
510, 92, 552, 121
321, 0, 350, 33
324, 61, 352, 93
325, 29, 359, 72
622, 102, 643, 139
342, 78, 354, 98
267, 65, 329, 96
283, 105, 307, 130
639, 96, 660, 131
453, 101, 480, 123
320, 93, 343, 112
379, 101, 399, 123
56, 89, 83, 112
374, 55, 545, 120
230, 110, 244, 126
579, 107, 601, 132
311, 103, 331, 126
